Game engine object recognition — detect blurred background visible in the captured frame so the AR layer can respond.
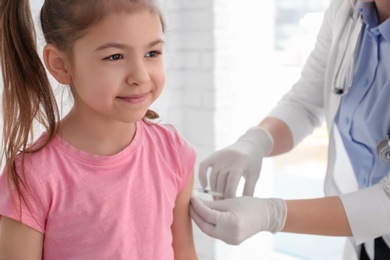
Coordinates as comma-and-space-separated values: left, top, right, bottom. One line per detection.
22, 0, 345, 259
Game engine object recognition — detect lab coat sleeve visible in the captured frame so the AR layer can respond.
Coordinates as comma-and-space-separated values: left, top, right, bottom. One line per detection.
339, 174, 390, 244
267, 0, 344, 147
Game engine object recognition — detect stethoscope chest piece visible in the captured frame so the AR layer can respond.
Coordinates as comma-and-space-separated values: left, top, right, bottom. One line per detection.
377, 138, 390, 164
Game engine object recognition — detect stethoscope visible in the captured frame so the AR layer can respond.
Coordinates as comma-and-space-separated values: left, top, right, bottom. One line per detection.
333, 10, 363, 96
332, 8, 390, 164
377, 132, 390, 164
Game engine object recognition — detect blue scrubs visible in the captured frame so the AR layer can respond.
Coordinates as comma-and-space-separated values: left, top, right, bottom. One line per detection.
335, 2, 390, 189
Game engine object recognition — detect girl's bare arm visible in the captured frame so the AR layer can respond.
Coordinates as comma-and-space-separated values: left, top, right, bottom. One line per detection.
0, 216, 44, 260
171, 171, 198, 260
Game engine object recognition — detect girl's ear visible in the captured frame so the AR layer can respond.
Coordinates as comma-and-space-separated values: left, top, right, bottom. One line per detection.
43, 44, 72, 84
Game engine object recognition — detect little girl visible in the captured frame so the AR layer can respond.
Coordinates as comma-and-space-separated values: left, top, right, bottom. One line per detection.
0, 0, 198, 259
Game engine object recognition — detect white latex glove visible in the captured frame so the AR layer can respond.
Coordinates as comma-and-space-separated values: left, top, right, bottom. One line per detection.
198, 127, 273, 198
190, 196, 287, 245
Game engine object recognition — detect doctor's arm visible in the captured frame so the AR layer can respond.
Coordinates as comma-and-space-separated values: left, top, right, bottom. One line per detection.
191, 176, 390, 245
286, 173, 390, 239
283, 196, 351, 236
190, 194, 351, 245
259, 117, 293, 156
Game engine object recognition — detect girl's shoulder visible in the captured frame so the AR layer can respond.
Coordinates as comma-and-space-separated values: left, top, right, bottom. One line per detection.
140, 121, 189, 145
139, 121, 196, 184
14, 132, 62, 169
139, 120, 195, 155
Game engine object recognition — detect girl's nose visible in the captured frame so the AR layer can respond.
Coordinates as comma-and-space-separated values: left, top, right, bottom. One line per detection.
126, 59, 150, 86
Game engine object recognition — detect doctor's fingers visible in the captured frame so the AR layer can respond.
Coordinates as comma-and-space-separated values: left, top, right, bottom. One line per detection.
198, 159, 213, 188
190, 205, 214, 234
242, 170, 260, 197
209, 167, 222, 194
190, 197, 220, 224
199, 153, 225, 188
214, 170, 230, 200
224, 169, 242, 198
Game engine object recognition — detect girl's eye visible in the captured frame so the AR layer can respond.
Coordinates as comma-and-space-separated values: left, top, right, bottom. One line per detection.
105, 54, 123, 61
145, 51, 161, 58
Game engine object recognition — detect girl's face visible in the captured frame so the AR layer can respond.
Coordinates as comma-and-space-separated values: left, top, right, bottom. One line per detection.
68, 10, 165, 124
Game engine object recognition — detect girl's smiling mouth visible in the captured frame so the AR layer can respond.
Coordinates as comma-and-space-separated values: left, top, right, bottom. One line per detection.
117, 92, 149, 104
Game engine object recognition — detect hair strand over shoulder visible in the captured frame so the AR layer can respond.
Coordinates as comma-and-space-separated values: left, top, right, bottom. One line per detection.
0, 0, 59, 216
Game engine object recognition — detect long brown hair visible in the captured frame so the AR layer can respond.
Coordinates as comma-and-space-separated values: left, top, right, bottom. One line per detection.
0, 0, 165, 217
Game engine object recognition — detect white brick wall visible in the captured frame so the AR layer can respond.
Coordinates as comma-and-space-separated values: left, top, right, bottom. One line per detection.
157, 0, 233, 156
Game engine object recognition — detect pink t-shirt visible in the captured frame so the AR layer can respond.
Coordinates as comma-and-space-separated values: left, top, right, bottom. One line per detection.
0, 121, 196, 259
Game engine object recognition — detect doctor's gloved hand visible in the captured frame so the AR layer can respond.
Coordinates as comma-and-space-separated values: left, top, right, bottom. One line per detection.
198, 127, 273, 198
190, 196, 287, 245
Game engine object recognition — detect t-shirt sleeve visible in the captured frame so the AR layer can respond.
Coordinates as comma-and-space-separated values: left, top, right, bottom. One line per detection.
165, 125, 196, 192
0, 157, 48, 233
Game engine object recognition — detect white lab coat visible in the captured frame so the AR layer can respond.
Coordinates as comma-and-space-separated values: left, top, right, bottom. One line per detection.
268, 0, 390, 259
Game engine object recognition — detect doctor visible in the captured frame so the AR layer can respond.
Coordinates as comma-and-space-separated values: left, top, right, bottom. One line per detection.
190, 0, 390, 259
